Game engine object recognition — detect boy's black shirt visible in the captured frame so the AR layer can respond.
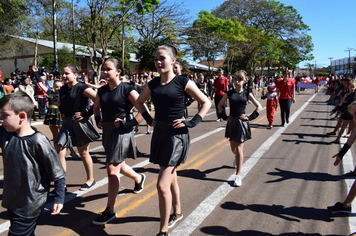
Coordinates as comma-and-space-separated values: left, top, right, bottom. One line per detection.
0, 126, 66, 218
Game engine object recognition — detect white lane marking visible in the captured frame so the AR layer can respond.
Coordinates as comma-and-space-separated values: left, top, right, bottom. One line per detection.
170, 92, 318, 235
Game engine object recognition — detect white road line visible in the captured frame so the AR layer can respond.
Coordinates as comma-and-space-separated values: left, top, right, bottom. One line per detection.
171, 92, 318, 236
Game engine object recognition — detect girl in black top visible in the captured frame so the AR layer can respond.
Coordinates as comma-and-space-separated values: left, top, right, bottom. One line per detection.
55, 65, 98, 191
136, 45, 211, 236
218, 70, 262, 187
91, 58, 145, 225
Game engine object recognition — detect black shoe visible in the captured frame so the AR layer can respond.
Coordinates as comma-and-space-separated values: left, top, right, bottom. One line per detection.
80, 181, 96, 191
168, 212, 183, 228
156, 232, 168, 236
343, 171, 356, 179
281, 123, 285, 127
92, 207, 116, 225
133, 174, 146, 194
327, 202, 351, 214
286, 119, 289, 124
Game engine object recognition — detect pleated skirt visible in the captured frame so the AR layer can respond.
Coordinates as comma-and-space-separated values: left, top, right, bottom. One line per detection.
150, 121, 190, 167
225, 116, 251, 143
55, 117, 100, 148
102, 122, 136, 163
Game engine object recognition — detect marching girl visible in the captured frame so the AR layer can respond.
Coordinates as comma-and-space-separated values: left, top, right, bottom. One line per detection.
55, 65, 99, 191
136, 45, 211, 236
218, 70, 262, 187
91, 58, 146, 225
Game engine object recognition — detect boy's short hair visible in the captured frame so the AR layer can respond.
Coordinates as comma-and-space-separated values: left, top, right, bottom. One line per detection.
0, 92, 34, 118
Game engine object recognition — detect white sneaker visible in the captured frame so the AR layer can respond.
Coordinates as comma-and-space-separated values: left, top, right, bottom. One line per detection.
233, 158, 236, 168
216, 118, 221, 122
234, 175, 242, 187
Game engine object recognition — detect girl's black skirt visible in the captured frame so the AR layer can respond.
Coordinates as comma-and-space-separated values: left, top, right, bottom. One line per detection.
44, 105, 62, 126
55, 116, 100, 147
225, 116, 251, 143
150, 121, 190, 167
102, 122, 136, 163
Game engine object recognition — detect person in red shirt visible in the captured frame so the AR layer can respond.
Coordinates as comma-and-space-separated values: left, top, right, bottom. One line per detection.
213, 69, 229, 121
276, 69, 295, 126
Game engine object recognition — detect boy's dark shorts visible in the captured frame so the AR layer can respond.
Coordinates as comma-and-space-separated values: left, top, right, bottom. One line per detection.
8, 210, 40, 236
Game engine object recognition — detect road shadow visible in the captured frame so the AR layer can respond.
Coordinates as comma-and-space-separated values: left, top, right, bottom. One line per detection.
220, 201, 334, 223
36, 192, 156, 236
178, 165, 234, 183
200, 226, 329, 236
299, 124, 334, 129
266, 168, 341, 183
304, 110, 330, 114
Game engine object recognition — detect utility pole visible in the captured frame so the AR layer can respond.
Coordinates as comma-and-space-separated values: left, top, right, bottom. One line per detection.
345, 49, 351, 74
121, 0, 125, 69
328, 57, 333, 74
53, 0, 58, 65
314, 60, 317, 76
72, 0, 75, 65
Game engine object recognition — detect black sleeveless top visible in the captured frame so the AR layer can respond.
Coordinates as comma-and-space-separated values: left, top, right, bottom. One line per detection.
227, 89, 249, 117
98, 82, 134, 122
148, 75, 189, 121
59, 83, 89, 117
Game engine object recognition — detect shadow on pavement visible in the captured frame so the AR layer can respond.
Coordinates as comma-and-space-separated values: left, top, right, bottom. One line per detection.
220, 201, 334, 223
200, 226, 328, 236
266, 168, 341, 183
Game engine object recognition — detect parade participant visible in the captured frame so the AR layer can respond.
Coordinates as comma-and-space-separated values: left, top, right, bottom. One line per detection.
213, 69, 229, 121
276, 69, 295, 126
44, 80, 64, 143
218, 70, 262, 187
329, 81, 356, 144
55, 65, 99, 191
173, 60, 193, 119
327, 78, 351, 136
196, 73, 207, 110
261, 82, 279, 129
136, 45, 211, 236
92, 58, 146, 225
328, 101, 356, 215
0, 92, 66, 235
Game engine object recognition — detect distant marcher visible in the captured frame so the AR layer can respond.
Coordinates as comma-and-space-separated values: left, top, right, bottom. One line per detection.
218, 70, 262, 187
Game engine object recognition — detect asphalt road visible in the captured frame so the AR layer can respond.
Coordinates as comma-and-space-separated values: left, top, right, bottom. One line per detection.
0, 86, 354, 236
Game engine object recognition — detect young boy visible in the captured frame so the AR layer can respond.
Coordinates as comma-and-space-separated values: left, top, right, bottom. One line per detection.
0, 92, 66, 235
261, 82, 279, 129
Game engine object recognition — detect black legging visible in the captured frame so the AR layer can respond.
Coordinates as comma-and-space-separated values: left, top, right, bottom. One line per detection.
214, 95, 225, 119
279, 98, 292, 125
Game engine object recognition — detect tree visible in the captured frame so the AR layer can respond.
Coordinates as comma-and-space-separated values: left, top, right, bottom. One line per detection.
0, 0, 31, 35
77, 0, 159, 83
39, 46, 73, 71
212, 0, 313, 71
130, 0, 189, 71
184, 10, 244, 74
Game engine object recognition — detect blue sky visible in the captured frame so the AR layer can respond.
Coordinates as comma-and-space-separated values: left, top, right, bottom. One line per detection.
173, 0, 356, 68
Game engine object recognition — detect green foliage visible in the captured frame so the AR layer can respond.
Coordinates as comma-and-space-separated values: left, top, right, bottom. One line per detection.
211, 0, 314, 72
185, 10, 244, 71
39, 47, 75, 71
